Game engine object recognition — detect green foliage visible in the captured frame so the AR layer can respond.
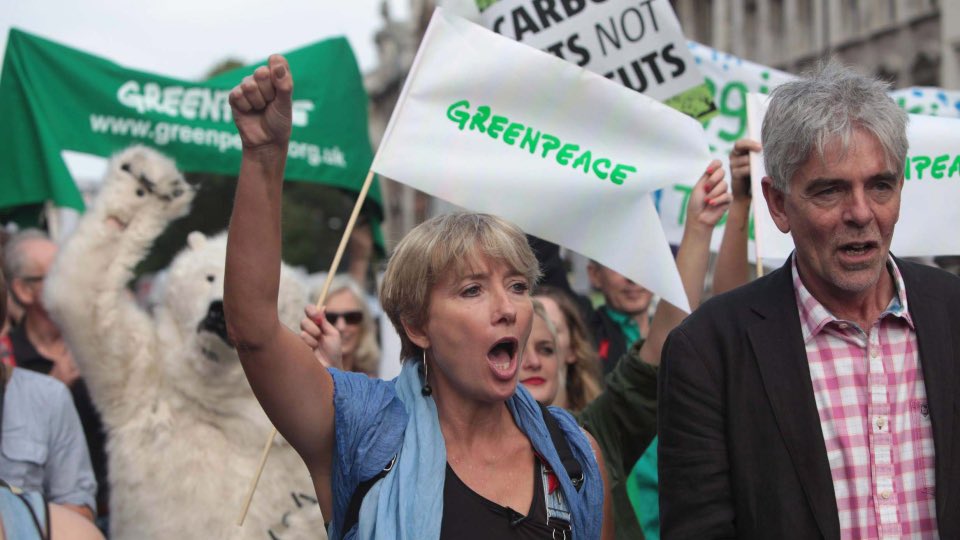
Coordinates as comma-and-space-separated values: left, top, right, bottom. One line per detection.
475, 0, 500, 12
134, 175, 360, 277
280, 182, 358, 271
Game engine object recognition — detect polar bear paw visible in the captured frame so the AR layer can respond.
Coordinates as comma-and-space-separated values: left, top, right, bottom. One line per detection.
95, 145, 195, 231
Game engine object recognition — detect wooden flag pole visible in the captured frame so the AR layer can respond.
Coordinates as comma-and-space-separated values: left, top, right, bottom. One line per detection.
237, 169, 377, 526
742, 91, 766, 279
751, 199, 765, 278
312, 170, 378, 311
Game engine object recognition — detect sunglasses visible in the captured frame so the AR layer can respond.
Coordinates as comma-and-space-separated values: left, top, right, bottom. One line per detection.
325, 310, 363, 325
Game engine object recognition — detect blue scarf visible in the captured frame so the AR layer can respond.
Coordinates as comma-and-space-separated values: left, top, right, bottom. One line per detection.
355, 361, 603, 539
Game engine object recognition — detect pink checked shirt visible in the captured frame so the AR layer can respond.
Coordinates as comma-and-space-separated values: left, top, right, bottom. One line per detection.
793, 257, 938, 539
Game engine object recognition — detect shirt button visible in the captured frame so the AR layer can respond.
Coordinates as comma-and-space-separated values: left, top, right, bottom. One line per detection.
870, 348, 880, 359
880, 489, 892, 500
876, 417, 887, 429
838, 323, 849, 329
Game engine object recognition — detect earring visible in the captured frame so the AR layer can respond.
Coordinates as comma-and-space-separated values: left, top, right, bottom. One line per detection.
421, 350, 433, 397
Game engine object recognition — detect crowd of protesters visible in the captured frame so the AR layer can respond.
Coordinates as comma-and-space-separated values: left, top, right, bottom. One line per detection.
2, 50, 960, 540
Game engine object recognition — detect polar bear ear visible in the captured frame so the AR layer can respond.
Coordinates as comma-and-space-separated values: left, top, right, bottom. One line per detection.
187, 231, 207, 251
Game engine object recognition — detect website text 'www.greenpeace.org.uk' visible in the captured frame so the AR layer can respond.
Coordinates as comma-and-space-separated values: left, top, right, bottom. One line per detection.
88, 114, 346, 168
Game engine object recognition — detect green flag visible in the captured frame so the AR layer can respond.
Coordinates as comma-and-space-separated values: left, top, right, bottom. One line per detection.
0, 28, 379, 213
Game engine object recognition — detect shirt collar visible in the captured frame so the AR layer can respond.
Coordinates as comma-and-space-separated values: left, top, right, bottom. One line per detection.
603, 305, 641, 349
792, 254, 913, 343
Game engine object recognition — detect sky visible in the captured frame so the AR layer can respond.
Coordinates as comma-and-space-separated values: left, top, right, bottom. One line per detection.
0, 0, 412, 80
0, 0, 416, 181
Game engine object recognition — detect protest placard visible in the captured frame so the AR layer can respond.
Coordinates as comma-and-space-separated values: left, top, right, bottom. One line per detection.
0, 28, 378, 212
658, 43, 960, 261
657, 42, 794, 250
475, 0, 715, 121
890, 87, 960, 118
373, 8, 719, 312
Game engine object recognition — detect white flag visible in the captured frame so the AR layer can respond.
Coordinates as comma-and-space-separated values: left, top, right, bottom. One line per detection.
372, 8, 716, 312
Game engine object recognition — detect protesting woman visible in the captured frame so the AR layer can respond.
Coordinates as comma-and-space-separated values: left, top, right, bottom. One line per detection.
223, 55, 611, 539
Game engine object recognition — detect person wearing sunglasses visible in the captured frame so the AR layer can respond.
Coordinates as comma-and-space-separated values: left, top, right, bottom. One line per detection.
302, 275, 380, 377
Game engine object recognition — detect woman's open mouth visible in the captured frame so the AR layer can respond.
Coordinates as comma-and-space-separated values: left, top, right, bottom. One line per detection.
487, 337, 519, 380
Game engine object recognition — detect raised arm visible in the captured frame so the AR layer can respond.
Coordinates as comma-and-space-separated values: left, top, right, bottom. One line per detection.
223, 55, 336, 516
45, 146, 194, 421
578, 161, 730, 537
713, 138, 760, 294
638, 160, 730, 366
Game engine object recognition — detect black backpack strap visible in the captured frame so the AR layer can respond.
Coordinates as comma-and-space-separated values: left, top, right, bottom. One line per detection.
538, 402, 584, 491
339, 454, 396, 538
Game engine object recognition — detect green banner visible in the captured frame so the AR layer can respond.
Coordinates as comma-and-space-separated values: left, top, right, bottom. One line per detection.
0, 28, 379, 213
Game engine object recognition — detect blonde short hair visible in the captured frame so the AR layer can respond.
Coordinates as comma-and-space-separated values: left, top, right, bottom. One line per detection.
313, 274, 380, 376
380, 212, 541, 360
534, 286, 603, 412
531, 298, 558, 342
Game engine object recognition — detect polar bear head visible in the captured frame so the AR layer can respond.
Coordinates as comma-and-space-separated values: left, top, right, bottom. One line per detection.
158, 231, 306, 407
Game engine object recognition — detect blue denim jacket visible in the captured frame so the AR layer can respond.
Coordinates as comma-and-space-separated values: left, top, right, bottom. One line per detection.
327, 364, 604, 540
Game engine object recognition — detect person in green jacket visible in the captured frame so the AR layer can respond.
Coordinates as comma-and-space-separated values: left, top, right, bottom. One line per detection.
525, 159, 731, 539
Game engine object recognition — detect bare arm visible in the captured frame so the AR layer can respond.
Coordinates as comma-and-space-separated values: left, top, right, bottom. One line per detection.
639, 160, 731, 366
49, 504, 105, 540
713, 139, 760, 295
59, 503, 95, 522
223, 56, 335, 515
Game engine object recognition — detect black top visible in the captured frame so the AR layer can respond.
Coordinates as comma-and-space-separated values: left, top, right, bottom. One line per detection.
440, 458, 567, 539
8, 322, 109, 514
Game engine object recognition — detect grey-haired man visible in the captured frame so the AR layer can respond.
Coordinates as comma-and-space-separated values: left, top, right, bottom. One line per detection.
659, 63, 960, 539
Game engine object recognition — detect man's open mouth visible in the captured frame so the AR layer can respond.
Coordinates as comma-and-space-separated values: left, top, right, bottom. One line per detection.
839, 241, 878, 256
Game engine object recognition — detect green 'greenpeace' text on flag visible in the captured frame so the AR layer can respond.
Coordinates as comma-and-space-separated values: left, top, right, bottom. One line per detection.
445, 100, 638, 184
0, 28, 378, 212
373, 9, 718, 312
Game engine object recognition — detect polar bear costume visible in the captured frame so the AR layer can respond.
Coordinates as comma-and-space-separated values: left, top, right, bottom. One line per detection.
44, 146, 326, 539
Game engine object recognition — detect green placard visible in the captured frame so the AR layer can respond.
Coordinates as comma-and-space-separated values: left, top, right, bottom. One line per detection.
0, 28, 379, 213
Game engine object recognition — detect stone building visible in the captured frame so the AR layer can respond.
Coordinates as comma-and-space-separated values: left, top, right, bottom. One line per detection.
364, 0, 435, 247
673, 0, 960, 88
